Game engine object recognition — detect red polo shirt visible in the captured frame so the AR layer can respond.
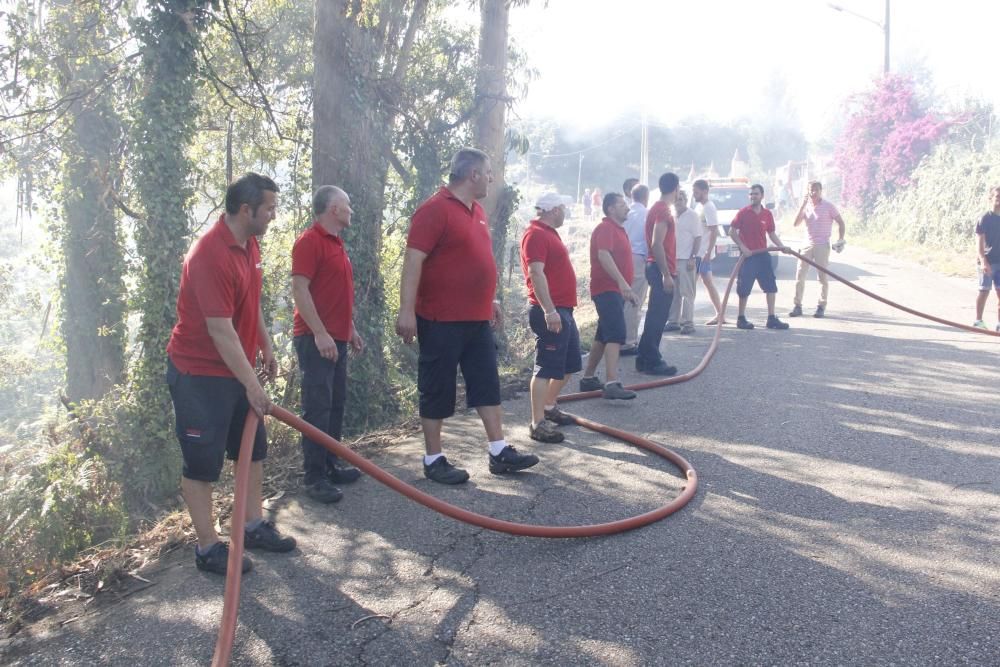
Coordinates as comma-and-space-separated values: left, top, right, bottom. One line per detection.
731, 205, 775, 252
291, 222, 355, 340
407, 186, 497, 321
644, 200, 677, 275
167, 216, 262, 377
589, 217, 633, 297
520, 219, 577, 309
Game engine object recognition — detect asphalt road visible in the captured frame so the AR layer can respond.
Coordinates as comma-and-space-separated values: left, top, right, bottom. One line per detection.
4, 244, 999, 666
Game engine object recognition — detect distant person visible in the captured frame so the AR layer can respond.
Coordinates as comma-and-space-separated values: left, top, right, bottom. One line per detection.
166, 173, 296, 576
291, 185, 364, 506
730, 184, 791, 330
520, 193, 580, 443
621, 183, 650, 355
974, 185, 1000, 330
665, 189, 701, 335
583, 188, 592, 219
623, 177, 639, 206
692, 179, 726, 325
591, 188, 602, 220
635, 172, 679, 375
579, 192, 639, 399
396, 147, 538, 485
789, 181, 846, 318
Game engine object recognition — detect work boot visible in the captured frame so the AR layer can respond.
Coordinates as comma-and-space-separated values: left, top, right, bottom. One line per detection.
423, 456, 469, 485
195, 542, 252, 576
489, 446, 540, 474
789, 304, 803, 317
530, 420, 564, 444
663, 322, 681, 332
245, 520, 297, 552
544, 406, 576, 426
679, 324, 695, 335
579, 376, 603, 392
813, 304, 825, 318
602, 381, 637, 400
736, 316, 755, 330
305, 478, 343, 504
639, 361, 677, 376
326, 460, 361, 484
766, 315, 790, 330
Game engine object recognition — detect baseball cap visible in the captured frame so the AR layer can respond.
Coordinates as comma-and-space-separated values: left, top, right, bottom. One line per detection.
534, 192, 565, 212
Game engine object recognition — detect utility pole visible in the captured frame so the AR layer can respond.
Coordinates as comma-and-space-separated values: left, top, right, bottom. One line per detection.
828, 0, 890, 74
883, 0, 891, 74
576, 153, 584, 203
640, 112, 649, 186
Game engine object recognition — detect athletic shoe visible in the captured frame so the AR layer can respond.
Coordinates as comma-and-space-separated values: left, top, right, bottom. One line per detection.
327, 461, 361, 484
544, 406, 576, 426
996, 324, 1000, 333
766, 315, 790, 330
973, 320, 987, 329
663, 322, 681, 332
245, 520, 297, 552
305, 478, 343, 504
639, 361, 677, 376
530, 420, 564, 443
789, 304, 803, 317
736, 316, 755, 330
195, 541, 252, 576
423, 456, 469, 485
489, 446, 540, 474
619, 344, 639, 356
579, 376, 603, 392
813, 305, 825, 318
602, 381, 637, 400
679, 324, 695, 335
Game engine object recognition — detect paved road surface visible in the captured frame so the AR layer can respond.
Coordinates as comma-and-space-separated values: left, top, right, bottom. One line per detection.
4, 245, 999, 665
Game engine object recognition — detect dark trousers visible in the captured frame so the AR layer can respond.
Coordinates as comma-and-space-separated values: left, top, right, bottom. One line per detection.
637, 263, 674, 366
294, 335, 348, 484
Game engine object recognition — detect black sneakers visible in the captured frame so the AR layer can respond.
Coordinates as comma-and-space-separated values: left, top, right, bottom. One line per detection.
544, 406, 576, 426
424, 456, 470, 485
602, 381, 637, 400
636, 358, 677, 376
619, 344, 639, 356
579, 376, 603, 392
736, 316, 755, 330
766, 315, 790, 330
813, 305, 825, 318
245, 520, 297, 552
789, 304, 803, 317
488, 445, 540, 474
327, 461, 361, 484
195, 541, 252, 576
305, 477, 343, 504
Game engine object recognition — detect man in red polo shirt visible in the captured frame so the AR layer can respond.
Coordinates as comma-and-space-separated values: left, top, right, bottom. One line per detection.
520, 192, 580, 444
579, 192, 639, 399
292, 185, 365, 505
396, 148, 539, 485
166, 173, 296, 576
729, 183, 791, 330
635, 172, 680, 376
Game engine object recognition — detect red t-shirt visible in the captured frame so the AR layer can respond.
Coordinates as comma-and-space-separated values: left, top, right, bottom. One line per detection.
167, 216, 262, 377
589, 217, 633, 296
519, 219, 577, 309
644, 200, 677, 275
731, 205, 775, 252
291, 222, 355, 341
407, 186, 497, 321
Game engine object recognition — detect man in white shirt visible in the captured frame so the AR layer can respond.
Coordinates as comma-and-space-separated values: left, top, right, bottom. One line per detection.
621, 183, 649, 354
666, 189, 702, 334
693, 179, 725, 325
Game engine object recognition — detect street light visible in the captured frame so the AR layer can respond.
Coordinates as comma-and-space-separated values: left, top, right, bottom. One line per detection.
828, 0, 890, 74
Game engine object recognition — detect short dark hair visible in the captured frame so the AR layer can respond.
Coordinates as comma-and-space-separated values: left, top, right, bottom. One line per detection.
226, 172, 279, 216
658, 172, 679, 196
809, 180, 823, 190
602, 192, 624, 215
751, 183, 765, 195
631, 184, 650, 204
692, 179, 709, 191
448, 147, 490, 183
623, 177, 639, 198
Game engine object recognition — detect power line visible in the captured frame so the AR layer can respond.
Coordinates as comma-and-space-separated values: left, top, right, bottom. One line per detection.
526, 123, 640, 159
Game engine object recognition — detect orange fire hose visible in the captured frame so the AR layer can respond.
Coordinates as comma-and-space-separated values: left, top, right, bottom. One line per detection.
212, 245, 996, 664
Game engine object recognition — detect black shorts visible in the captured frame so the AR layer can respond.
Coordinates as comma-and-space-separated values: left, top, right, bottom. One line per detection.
736, 253, 778, 297
592, 291, 627, 345
529, 304, 583, 380
166, 358, 267, 483
417, 317, 501, 419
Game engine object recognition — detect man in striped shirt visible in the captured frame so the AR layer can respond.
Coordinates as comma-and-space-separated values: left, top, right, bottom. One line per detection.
789, 181, 846, 318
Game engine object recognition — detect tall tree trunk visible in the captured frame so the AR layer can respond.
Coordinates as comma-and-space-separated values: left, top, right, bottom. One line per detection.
51, 0, 126, 403
474, 0, 512, 269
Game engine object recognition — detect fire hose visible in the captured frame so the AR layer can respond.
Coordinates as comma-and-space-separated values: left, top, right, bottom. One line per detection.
211, 245, 997, 665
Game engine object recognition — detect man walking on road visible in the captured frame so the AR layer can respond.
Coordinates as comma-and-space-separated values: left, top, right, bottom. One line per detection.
635, 172, 680, 375
665, 188, 701, 335
730, 184, 791, 330
580, 193, 638, 400
974, 185, 1000, 330
166, 173, 296, 576
621, 183, 650, 355
520, 193, 581, 443
789, 181, 846, 318
693, 179, 726, 326
396, 148, 539, 485
291, 186, 364, 505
